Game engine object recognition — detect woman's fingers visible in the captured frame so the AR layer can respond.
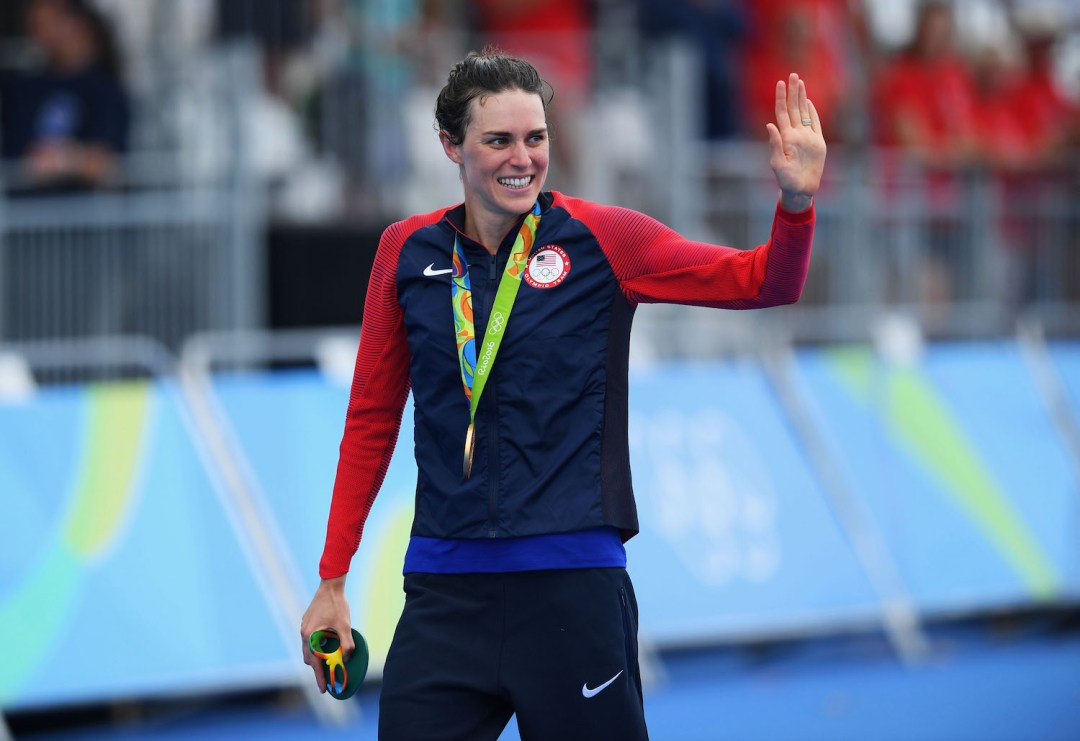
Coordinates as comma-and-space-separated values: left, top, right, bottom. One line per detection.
774, 73, 825, 139
766, 122, 784, 161
798, 78, 810, 126
302, 633, 329, 693
787, 72, 802, 128
340, 628, 355, 658
776, 73, 811, 131
774, 79, 789, 132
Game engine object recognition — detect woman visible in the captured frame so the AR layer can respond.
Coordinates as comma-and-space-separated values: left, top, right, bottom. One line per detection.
302, 48, 825, 739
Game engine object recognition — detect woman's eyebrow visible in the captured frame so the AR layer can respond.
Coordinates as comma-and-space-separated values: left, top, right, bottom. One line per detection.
480, 127, 548, 137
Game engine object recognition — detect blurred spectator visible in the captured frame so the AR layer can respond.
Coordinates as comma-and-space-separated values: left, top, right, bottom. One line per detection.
967, 41, 1032, 317
873, 0, 978, 311
743, 0, 856, 142
401, 0, 471, 216
216, 0, 314, 99
213, 0, 346, 222
1010, 7, 1080, 158
969, 44, 1030, 170
351, 0, 427, 218
472, 0, 593, 108
873, 1, 976, 165
470, 0, 595, 191
637, 0, 747, 141
0, 0, 130, 192
981, 8, 1080, 317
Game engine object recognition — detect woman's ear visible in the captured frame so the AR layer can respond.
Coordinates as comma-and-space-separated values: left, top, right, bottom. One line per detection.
439, 131, 463, 165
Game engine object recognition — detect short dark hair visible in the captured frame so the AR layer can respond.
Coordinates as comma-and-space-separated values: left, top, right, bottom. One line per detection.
435, 47, 552, 145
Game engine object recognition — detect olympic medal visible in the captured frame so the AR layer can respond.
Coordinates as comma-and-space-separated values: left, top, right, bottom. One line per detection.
463, 423, 476, 478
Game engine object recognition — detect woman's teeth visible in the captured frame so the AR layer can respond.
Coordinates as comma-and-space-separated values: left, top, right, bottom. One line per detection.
498, 176, 532, 189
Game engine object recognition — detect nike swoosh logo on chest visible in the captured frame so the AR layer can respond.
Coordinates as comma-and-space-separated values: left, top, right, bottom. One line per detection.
424, 263, 453, 277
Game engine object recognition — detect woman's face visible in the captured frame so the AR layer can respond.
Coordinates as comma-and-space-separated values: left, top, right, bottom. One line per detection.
26, 0, 94, 69
917, 7, 954, 58
26, 0, 70, 56
442, 88, 549, 225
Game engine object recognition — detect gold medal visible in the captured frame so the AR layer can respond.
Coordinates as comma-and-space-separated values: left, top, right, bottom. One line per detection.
463, 423, 476, 479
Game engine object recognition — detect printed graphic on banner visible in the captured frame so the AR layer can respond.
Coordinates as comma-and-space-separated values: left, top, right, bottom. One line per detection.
628, 360, 882, 643
525, 246, 570, 289
0, 381, 289, 709
796, 342, 1074, 611
634, 408, 781, 586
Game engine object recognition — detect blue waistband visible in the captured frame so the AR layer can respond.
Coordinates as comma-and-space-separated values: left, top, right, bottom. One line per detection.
403, 527, 627, 574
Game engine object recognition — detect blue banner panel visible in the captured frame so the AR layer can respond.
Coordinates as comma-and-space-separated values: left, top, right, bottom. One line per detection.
0, 381, 291, 710
626, 360, 881, 642
794, 342, 1078, 614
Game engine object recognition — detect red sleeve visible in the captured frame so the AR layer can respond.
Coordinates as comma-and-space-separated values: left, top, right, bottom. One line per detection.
557, 193, 815, 308
318, 219, 416, 579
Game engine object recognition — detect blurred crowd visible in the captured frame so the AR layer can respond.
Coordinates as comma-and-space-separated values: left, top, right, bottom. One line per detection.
1, 0, 1078, 201
2, 0, 1071, 191
0, 0, 1078, 316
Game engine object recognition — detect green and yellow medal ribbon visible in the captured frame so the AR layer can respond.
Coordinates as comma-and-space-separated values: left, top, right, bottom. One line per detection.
451, 201, 541, 477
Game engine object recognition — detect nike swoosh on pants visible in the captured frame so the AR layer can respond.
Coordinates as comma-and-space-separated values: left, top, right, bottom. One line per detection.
582, 670, 623, 698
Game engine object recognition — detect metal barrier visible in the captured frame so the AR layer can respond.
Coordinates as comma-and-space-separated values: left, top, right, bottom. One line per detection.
0, 189, 259, 351
0, 334, 174, 389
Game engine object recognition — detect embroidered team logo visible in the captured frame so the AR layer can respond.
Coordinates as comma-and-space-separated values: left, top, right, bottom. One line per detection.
525, 245, 571, 289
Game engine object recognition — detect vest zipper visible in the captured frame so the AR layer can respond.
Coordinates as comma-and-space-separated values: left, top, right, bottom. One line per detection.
486, 251, 499, 536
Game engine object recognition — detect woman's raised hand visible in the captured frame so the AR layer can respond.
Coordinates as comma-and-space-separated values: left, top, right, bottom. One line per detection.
766, 73, 827, 212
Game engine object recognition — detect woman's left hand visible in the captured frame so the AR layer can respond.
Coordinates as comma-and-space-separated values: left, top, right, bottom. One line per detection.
766, 73, 827, 212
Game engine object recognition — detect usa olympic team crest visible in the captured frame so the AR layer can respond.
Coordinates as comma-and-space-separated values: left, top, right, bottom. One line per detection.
525, 245, 571, 289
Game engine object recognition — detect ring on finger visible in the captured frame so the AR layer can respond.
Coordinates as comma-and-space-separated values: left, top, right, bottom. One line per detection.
801, 118, 812, 126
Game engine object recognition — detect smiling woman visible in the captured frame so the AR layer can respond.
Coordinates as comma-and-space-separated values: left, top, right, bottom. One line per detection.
300, 47, 827, 741
433, 50, 553, 253
439, 88, 550, 253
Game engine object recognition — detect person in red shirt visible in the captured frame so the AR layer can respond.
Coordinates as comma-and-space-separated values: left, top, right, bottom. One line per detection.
970, 45, 1031, 170
1010, 21, 1080, 161
874, 1, 977, 166
982, 20, 1080, 315
872, 1, 978, 310
743, 0, 854, 141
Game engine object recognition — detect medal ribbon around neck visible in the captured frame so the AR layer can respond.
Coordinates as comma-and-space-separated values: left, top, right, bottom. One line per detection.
451, 201, 541, 474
